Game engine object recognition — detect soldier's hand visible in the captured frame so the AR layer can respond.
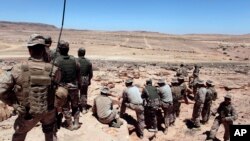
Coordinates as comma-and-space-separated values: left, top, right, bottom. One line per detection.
0, 102, 13, 122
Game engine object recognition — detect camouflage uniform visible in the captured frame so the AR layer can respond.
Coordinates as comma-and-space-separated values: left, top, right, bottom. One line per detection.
192, 80, 206, 127
171, 79, 182, 124
120, 79, 145, 138
157, 79, 173, 134
190, 75, 199, 96
0, 34, 60, 141
141, 80, 160, 131
209, 95, 237, 141
201, 80, 217, 123
54, 41, 82, 130
77, 48, 93, 113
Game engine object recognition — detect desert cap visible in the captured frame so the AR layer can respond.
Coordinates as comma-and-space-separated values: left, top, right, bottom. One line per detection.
58, 40, 69, 49
197, 79, 205, 85
125, 79, 133, 84
177, 76, 184, 80
157, 79, 165, 84
224, 94, 232, 99
206, 80, 214, 86
101, 87, 110, 94
171, 78, 178, 84
27, 34, 46, 47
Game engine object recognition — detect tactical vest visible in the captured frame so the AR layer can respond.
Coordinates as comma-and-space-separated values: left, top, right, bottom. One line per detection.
145, 85, 160, 108
56, 55, 77, 83
205, 87, 214, 102
17, 61, 52, 116
219, 103, 233, 118
77, 57, 91, 76
171, 86, 182, 101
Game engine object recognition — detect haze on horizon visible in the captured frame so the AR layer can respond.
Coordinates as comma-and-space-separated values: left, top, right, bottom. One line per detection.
0, 0, 250, 35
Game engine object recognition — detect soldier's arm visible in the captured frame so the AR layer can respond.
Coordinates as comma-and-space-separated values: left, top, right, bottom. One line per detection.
225, 105, 238, 122
76, 61, 82, 89
213, 90, 218, 101
141, 88, 148, 99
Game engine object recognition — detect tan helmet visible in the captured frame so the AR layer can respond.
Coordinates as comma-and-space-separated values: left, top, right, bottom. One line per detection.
27, 34, 46, 47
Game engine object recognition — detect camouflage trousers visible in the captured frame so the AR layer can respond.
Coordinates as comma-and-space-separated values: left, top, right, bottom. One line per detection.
192, 102, 204, 127
120, 102, 145, 136
12, 109, 57, 141
201, 101, 212, 123
144, 106, 159, 130
161, 101, 173, 131
209, 117, 232, 141
172, 100, 181, 123
98, 109, 118, 124
79, 84, 89, 111
62, 88, 80, 123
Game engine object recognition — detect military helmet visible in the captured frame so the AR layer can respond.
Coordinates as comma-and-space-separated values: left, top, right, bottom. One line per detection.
224, 94, 232, 99
44, 35, 52, 46
27, 34, 46, 47
78, 47, 86, 56
101, 87, 110, 94
58, 40, 69, 49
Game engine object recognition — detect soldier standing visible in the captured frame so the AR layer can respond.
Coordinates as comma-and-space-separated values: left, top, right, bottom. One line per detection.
207, 94, 237, 141
170, 78, 182, 125
141, 79, 160, 132
0, 34, 61, 141
191, 80, 207, 128
54, 41, 82, 130
176, 63, 188, 77
157, 79, 173, 134
193, 64, 201, 76
120, 79, 145, 139
92, 87, 123, 128
44, 35, 52, 62
77, 48, 93, 114
190, 73, 199, 96
201, 80, 217, 124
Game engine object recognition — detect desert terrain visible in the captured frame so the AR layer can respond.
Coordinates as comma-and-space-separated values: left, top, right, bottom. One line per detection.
0, 21, 249, 141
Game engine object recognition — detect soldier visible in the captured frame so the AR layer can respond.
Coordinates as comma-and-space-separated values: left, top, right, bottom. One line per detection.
92, 87, 123, 128
178, 76, 190, 105
207, 94, 237, 141
44, 35, 52, 62
191, 80, 207, 128
0, 34, 60, 141
170, 78, 182, 125
77, 48, 93, 114
201, 80, 218, 124
120, 79, 145, 139
157, 79, 173, 134
54, 40, 82, 130
141, 79, 160, 132
190, 72, 199, 96
176, 63, 188, 77
193, 64, 201, 76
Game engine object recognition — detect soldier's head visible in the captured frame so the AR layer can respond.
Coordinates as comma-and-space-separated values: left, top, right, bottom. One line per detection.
177, 76, 185, 83
206, 80, 214, 87
125, 79, 133, 87
197, 79, 205, 87
58, 40, 69, 55
100, 87, 110, 95
224, 94, 232, 105
78, 48, 86, 57
171, 78, 178, 86
44, 35, 52, 48
27, 34, 46, 59
157, 79, 166, 87
180, 63, 184, 67
146, 79, 152, 85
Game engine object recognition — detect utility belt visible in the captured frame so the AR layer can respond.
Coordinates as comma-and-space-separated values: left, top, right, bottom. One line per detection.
60, 83, 78, 90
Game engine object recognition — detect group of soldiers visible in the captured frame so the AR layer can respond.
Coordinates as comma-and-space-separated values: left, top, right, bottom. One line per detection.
0, 34, 238, 141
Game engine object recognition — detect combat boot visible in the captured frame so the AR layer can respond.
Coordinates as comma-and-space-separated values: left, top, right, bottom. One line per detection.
62, 119, 75, 131
73, 113, 81, 129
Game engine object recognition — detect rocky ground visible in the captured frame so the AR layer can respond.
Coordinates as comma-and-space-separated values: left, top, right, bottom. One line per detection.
0, 60, 249, 141
0, 21, 249, 141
